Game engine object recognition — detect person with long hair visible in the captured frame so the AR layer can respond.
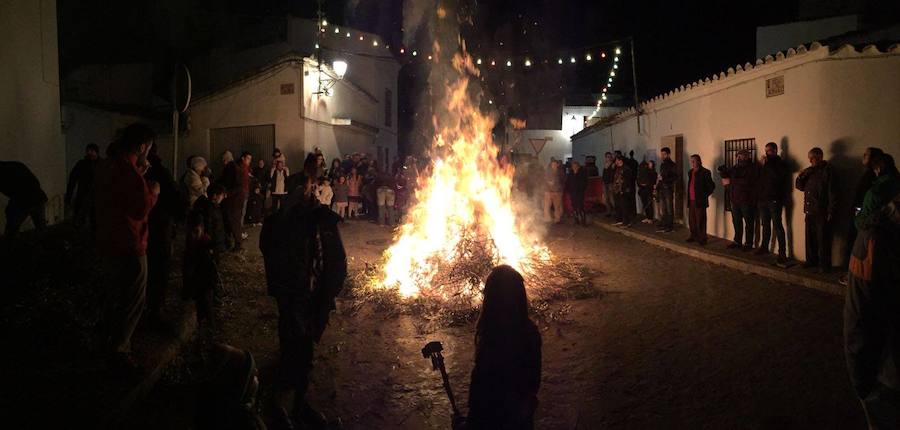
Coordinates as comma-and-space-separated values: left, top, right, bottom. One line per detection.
467, 265, 542, 429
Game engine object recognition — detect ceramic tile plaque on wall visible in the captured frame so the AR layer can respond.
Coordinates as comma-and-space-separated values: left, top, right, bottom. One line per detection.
766, 76, 784, 97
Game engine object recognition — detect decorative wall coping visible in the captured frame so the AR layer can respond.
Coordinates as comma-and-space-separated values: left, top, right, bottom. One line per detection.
576, 41, 900, 136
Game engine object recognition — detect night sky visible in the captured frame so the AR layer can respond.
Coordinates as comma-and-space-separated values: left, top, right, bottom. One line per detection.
56, 0, 897, 149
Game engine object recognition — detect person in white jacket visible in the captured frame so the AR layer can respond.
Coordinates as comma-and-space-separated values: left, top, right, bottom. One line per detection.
182, 156, 210, 208
316, 177, 334, 207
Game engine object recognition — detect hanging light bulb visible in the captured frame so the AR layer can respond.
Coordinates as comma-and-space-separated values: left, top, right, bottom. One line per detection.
570, 56, 576, 64
412, 50, 417, 56
400, 47, 405, 54
557, 58, 563, 64
373, 40, 379, 47
346, 32, 351, 38
614, 56, 619, 62
602, 94, 607, 100
506, 59, 512, 67
315, 43, 319, 49
610, 71, 616, 77
608, 77, 612, 82
615, 47, 622, 55
491, 60, 496, 66
321, 19, 328, 27
359, 35, 364, 41
335, 27, 340, 33
585, 53, 592, 61
476, 58, 482, 65
524, 59, 531, 67
601, 52, 606, 58
428, 55, 433, 60
488, 99, 493, 104
614, 64, 618, 69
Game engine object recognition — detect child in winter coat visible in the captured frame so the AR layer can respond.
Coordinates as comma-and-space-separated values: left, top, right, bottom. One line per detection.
245, 184, 265, 226
332, 176, 350, 218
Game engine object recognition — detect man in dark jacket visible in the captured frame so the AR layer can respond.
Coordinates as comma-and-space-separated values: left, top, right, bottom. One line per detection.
795, 147, 836, 273
612, 155, 636, 227
145, 145, 184, 324
0, 161, 48, 239
719, 150, 759, 251
66, 143, 100, 230
220, 152, 252, 251
686, 154, 715, 245
844, 153, 900, 428
637, 160, 657, 223
584, 155, 600, 177
94, 123, 159, 371
656, 147, 678, 233
601, 152, 616, 217
756, 142, 789, 264
567, 161, 589, 226
260, 178, 347, 429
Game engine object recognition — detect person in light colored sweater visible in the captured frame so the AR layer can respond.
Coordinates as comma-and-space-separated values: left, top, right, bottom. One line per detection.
317, 177, 334, 207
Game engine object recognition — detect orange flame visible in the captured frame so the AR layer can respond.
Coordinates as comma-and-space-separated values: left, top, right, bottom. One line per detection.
378, 49, 550, 299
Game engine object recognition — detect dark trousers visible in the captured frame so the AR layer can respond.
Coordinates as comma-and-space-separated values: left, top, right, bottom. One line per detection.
638, 186, 654, 220
845, 263, 900, 428
658, 189, 674, 229
103, 255, 148, 354
147, 224, 173, 318
731, 203, 756, 246
276, 296, 315, 395
571, 191, 586, 224
4, 200, 47, 238
758, 200, 786, 257
615, 193, 634, 225
271, 194, 286, 213
804, 213, 831, 268
688, 200, 708, 243
223, 196, 244, 247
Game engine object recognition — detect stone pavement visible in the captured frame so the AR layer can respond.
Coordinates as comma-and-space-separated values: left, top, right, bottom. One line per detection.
591, 215, 844, 296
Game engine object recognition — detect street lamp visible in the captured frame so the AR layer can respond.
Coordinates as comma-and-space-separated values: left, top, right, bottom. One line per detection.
316, 60, 348, 96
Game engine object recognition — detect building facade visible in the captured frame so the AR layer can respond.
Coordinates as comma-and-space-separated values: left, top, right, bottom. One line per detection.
572, 42, 900, 266
0, 0, 65, 232
182, 19, 400, 174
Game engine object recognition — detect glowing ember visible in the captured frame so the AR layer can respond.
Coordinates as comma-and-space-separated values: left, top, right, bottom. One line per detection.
377, 50, 551, 300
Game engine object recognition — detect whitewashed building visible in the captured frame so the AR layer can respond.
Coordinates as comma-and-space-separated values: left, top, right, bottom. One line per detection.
508, 105, 624, 166
0, 0, 65, 232
572, 42, 900, 266
182, 19, 400, 174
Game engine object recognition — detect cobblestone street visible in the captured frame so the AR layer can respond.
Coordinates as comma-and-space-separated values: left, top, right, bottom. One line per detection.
130, 219, 862, 429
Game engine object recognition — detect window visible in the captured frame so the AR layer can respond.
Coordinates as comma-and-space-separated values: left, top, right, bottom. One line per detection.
722, 138, 757, 212
384, 89, 393, 127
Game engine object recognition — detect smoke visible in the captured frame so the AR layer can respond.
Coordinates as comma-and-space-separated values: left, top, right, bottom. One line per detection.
402, 0, 439, 47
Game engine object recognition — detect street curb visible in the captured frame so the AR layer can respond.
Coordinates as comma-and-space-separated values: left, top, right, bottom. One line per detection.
101, 303, 197, 429
592, 221, 844, 296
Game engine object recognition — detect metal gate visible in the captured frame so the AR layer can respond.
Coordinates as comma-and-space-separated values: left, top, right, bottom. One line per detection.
723, 138, 757, 212
209, 124, 275, 167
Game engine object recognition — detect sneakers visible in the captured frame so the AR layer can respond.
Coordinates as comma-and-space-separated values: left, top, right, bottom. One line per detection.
613, 221, 624, 226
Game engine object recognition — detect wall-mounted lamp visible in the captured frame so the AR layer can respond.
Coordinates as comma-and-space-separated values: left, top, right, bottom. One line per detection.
316, 60, 348, 96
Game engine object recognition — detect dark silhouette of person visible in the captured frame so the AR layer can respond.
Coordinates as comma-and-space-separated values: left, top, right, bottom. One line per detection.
686, 154, 715, 245
145, 143, 183, 325
844, 153, 900, 428
0, 160, 48, 239
260, 174, 347, 429
467, 265, 542, 430
65, 143, 100, 230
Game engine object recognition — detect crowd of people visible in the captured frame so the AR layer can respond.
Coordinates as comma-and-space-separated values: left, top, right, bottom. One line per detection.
4, 119, 900, 428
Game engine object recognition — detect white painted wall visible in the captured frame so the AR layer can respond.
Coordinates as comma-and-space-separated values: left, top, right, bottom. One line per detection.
61, 103, 162, 174
0, 0, 65, 231
573, 43, 900, 266
185, 54, 398, 175
510, 106, 623, 166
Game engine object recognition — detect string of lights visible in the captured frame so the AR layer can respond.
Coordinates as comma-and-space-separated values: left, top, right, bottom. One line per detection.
314, 18, 626, 116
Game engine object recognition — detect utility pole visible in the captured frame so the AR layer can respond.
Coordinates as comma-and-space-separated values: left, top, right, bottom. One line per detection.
630, 36, 640, 113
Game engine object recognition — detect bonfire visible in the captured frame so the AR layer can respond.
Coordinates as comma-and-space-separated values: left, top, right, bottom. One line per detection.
350, 11, 595, 325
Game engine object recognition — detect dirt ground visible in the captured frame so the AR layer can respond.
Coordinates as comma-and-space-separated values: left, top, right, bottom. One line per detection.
128, 219, 864, 429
